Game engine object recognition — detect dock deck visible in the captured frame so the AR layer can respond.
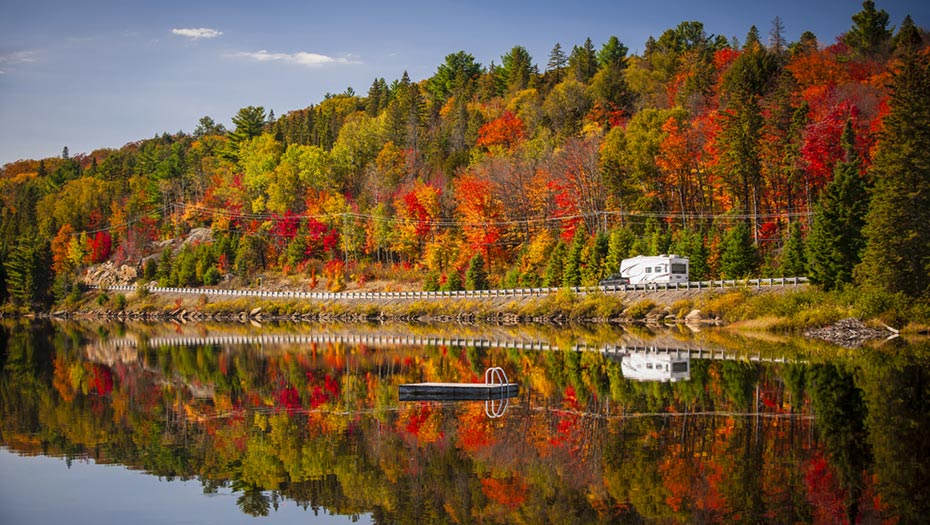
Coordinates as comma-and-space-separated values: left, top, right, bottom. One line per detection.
399, 382, 519, 401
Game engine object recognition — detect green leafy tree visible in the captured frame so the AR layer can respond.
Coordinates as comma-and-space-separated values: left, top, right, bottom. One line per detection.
856, 50, 930, 297
807, 121, 869, 290
720, 221, 758, 278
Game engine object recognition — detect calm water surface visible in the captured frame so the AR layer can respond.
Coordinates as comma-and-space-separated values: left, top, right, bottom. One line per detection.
1, 320, 928, 524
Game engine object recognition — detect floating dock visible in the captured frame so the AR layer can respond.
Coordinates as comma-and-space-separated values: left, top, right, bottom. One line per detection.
399, 382, 519, 401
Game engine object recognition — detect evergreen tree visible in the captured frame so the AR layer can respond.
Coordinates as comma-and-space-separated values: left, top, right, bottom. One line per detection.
894, 15, 924, 55
846, 0, 892, 57
591, 36, 632, 112
442, 268, 463, 292
856, 50, 930, 297
464, 254, 488, 290
581, 232, 609, 285
605, 226, 635, 275
807, 121, 869, 290
3, 236, 51, 309
547, 43, 567, 84
671, 228, 709, 279
720, 221, 759, 278
562, 225, 588, 287
690, 235, 711, 280
543, 241, 566, 287
498, 46, 535, 95
568, 38, 598, 83
781, 221, 808, 277
194, 116, 226, 138
227, 106, 267, 159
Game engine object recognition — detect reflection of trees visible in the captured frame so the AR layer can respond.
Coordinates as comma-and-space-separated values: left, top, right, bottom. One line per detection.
9, 321, 926, 522
808, 363, 870, 523
859, 343, 930, 523
236, 486, 270, 517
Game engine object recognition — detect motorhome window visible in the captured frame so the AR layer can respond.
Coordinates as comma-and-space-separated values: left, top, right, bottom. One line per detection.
645, 267, 651, 273
672, 362, 688, 373
671, 263, 687, 273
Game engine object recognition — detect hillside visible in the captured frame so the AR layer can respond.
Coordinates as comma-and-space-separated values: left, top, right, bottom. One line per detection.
2, 3, 929, 321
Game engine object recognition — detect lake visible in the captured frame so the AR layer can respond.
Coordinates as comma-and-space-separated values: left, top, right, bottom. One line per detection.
1, 319, 928, 524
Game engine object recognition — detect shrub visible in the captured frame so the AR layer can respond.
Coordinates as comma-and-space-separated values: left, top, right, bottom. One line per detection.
96, 293, 110, 306
114, 294, 127, 311
626, 299, 656, 320
203, 266, 221, 286
670, 299, 694, 319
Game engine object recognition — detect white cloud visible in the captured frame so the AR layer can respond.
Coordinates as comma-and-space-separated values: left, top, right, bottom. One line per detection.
171, 28, 223, 40
0, 50, 38, 74
232, 50, 358, 67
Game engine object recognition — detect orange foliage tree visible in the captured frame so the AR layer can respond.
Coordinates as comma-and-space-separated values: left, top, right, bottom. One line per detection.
476, 111, 526, 153
454, 172, 504, 265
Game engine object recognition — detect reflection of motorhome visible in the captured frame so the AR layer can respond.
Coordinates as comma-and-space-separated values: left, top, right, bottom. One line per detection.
619, 254, 689, 285
621, 351, 691, 382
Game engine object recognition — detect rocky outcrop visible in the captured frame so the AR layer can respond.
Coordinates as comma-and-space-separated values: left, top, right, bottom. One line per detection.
804, 318, 893, 348
83, 262, 138, 287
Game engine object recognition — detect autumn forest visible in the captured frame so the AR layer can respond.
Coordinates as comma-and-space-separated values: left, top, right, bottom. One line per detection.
2, 1, 930, 310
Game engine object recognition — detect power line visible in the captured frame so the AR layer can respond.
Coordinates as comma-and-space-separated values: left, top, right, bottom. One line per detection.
70, 201, 814, 238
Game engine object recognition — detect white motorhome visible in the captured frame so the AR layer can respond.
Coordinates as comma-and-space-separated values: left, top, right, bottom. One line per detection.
619, 254, 689, 285
620, 350, 691, 382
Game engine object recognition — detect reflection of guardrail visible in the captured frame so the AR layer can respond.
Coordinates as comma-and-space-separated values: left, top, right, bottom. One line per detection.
89, 277, 808, 302
100, 333, 797, 364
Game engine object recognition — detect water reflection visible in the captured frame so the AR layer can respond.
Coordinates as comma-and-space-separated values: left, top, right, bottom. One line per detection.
1, 319, 929, 524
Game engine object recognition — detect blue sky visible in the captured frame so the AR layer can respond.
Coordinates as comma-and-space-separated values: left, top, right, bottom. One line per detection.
1, 0, 927, 166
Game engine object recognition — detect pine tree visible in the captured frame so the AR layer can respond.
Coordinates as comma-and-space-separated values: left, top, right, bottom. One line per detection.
846, 0, 892, 57
690, 235, 711, 280
543, 241, 566, 287
807, 120, 870, 291
856, 50, 930, 297
720, 221, 758, 278
547, 43, 567, 84
3, 236, 51, 309
581, 232, 609, 285
465, 253, 489, 290
562, 225, 587, 287
568, 38, 598, 83
605, 226, 635, 275
781, 221, 808, 277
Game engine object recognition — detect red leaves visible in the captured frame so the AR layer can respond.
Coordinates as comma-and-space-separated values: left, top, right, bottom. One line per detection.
304, 217, 339, 259
476, 111, 526, 152
86, 230, 112, 264
271, 211, 300, 240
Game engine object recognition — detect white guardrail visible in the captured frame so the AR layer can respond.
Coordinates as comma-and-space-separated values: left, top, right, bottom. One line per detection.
89, 277, 808, 301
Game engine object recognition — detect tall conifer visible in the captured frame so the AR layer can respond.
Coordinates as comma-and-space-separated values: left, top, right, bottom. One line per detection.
856, 50, 930, 296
